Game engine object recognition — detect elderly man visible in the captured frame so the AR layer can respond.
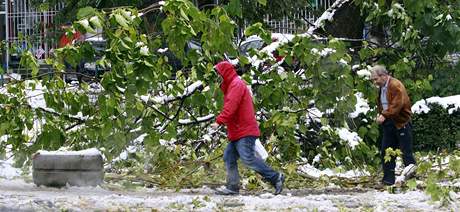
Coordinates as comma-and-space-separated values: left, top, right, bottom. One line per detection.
370, 65, 417, 186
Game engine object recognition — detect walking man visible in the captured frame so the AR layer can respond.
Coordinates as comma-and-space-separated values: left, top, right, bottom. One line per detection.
370, 65, 417, 185
211, 61, 284, 195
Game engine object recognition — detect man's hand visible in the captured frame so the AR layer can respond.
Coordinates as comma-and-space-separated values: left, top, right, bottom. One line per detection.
211, 122, 220, 129
376, 114, 386, 124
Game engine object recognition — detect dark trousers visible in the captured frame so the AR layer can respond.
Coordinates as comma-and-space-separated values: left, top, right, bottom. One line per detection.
380, 120, 416, 184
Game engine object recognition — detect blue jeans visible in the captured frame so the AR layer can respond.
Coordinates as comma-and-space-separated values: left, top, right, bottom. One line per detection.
381, 120, 416, 184
223, 136, 279, 190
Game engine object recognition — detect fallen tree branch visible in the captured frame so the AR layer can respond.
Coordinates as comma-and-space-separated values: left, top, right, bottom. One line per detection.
141, 81, 204, 105
178, 114, 215, 125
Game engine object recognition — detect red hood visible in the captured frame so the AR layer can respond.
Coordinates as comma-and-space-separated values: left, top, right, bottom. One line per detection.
215, 61, 238, 94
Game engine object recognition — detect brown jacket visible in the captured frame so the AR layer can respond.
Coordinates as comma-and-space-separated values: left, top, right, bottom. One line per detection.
377, 77, 412, 129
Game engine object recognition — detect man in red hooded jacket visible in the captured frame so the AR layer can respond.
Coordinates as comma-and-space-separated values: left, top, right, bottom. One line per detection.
211, 61, 284, 195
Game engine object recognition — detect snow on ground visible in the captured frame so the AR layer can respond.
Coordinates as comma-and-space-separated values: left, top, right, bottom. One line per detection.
1, 153, 457, 211
0, 144, 21, 180
298, 163, 369, 179
0, 159, 21, 180
0, 178, 454, 211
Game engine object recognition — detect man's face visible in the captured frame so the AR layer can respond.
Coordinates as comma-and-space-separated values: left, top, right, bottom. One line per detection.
370, 74, 386, 87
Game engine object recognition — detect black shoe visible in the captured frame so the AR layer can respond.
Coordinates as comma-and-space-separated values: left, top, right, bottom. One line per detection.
383, 180, 394, 186
374, 180, 394, 190
215, 186, 239, 195
274, 173, 285, 195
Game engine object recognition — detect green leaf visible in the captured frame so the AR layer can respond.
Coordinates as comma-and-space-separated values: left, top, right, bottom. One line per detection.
78, 19, 96, 34
384, 147, 393, 163
192, 93, 206, 106
120, 40, 131, 50
136, 101, 144, 111
77, 7, 97, 19
239, 56, 249, 65
449, 158, 460, 175
279, 71, 288, 80
144, 60, 154, 67
19, 51, 39, 77
358, 126, 368, 138
244, 23, 271, 43
114, 14, 129, 28
225, 0, 242, 18
179, 8, 189, 21
89, 16, 103, 29
258, 0, 267, 6
406, 179, 417, 190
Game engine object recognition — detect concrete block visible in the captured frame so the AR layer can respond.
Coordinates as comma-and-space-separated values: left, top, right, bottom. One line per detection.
32, 148, 104, 187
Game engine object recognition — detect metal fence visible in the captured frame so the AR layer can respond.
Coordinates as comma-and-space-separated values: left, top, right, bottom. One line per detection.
5, 0, 64, 72
1, 0, 336, 75
264, 0, 336, 34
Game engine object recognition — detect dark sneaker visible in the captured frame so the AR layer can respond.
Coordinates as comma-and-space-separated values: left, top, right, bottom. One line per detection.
274, 173, 285, 195
374, 180, 394, 190
215, 186, 239, 195
401, 164, 417, 179
382, 180, 394, 186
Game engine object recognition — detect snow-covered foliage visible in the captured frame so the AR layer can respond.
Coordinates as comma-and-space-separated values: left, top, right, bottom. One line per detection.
306, 0, 351, 35
412, 95, 460, 114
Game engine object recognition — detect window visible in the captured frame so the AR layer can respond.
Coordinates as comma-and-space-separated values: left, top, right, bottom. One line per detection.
0, 1, 5, 13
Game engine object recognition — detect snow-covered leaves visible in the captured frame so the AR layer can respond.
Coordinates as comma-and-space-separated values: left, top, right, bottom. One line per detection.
412, 95, 460, 114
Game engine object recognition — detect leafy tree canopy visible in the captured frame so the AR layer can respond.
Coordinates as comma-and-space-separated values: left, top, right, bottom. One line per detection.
1, 0, 459, 192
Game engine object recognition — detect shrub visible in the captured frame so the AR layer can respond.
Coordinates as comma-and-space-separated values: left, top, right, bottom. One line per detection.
412, 103, 460, 151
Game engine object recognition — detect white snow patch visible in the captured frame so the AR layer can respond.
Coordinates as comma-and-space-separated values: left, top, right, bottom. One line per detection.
298, 163, 370, 179
133, 133, 147, 144
141, 81, 203, 104
306, 107, 323, 124
23, 81, 48, 109
356, 68, 372, 79
36, 148, 102, 156
311, 48, 336, 57
412, 95, 460, 114
157, 48, 168, 53
135, 41, 145, 47
349, 92, 370, 118
140, 46, 149, 56
336, 128, 361, 149
338, 59, 348, 66
306, 0, 351, 35
0, 160, 21, 179
312, 154, 321, 164
178, 114, 215, 125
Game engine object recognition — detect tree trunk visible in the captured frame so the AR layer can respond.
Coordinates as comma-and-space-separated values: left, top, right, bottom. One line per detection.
311, 0, 364, 47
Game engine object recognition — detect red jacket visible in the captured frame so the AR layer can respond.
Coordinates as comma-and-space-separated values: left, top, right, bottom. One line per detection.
59, 31, 82, 48
215, 61, 260, 141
